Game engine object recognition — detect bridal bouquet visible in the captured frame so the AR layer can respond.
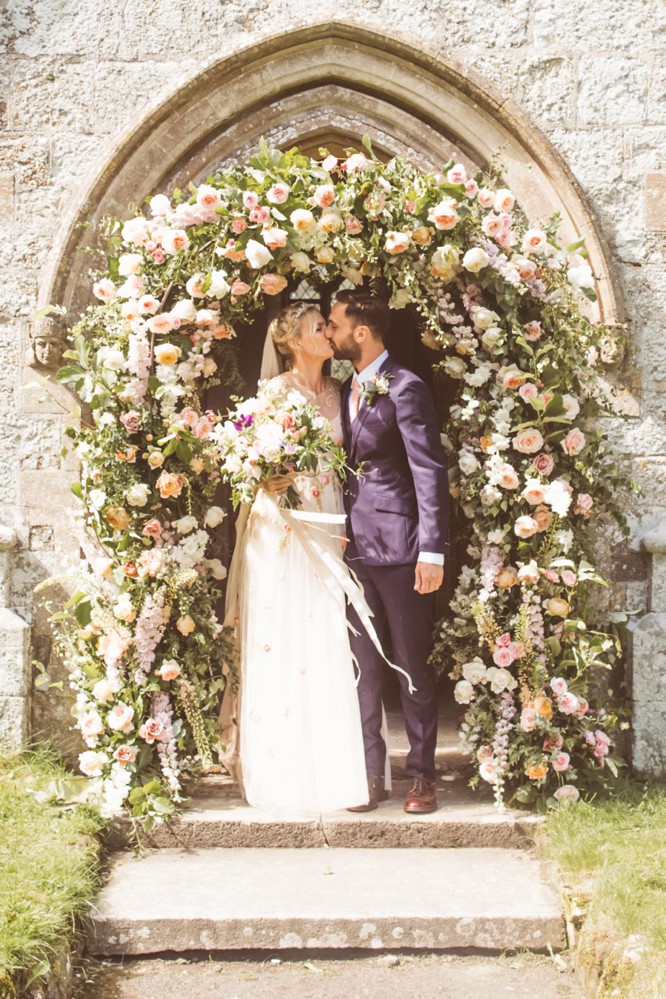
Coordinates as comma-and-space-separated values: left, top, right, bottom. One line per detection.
213, 382, 347, 509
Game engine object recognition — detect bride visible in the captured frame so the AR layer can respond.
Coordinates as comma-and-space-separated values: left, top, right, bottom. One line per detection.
222, 301, 370, 814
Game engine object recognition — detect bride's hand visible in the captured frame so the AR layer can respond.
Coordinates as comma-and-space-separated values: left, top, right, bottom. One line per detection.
262, 474, 294, 496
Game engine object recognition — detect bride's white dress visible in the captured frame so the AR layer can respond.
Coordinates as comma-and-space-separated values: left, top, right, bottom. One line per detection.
237, 374, 369, 813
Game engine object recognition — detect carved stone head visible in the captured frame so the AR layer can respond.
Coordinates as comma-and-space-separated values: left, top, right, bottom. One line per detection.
27, 315, 69, 372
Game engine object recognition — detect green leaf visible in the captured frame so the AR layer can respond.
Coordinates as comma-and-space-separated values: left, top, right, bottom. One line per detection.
71, 482, 83, 499
74, 597, 92, 627
129, 786, 146, 804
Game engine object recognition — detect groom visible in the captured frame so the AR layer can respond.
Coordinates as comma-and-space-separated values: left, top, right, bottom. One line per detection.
326, 291, 449, 814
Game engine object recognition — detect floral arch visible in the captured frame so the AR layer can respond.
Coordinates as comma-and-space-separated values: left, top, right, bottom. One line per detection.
41, 135, 631, 825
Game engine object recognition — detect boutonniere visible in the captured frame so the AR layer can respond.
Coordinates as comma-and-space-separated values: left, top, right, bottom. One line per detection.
360, 373, 393, 406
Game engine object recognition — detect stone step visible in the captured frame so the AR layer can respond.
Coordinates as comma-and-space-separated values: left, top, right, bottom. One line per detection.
119, 777, 541, 851
88, 846, 565, 955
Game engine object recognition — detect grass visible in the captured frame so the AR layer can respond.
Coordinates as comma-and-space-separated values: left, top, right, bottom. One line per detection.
0, 748, 105, 998
541, 782, 666, 997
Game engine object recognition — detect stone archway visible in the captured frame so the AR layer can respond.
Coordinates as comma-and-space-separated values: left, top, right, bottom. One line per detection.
39, 21, 622, 327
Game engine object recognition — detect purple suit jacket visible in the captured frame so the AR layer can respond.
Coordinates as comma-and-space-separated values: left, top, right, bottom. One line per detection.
341, 355, 449, 567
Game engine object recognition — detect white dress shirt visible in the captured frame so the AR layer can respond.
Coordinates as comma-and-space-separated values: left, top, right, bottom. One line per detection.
350, 352, 444, 567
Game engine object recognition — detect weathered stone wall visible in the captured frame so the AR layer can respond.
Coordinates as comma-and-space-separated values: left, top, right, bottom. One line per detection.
1, 0, 665, 764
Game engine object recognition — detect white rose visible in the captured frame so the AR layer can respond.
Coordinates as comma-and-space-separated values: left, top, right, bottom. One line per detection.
471, 306, 500, 330
245, 238, 274, 269
462, 247, 489, 273
149, 194, 171, 217
202, 558, 227, 580
118, 253, 143, 277
290, 208, 315, 231
567, 263, 594, 290
173, 515, 198, 535
517, 560, 540, 584
454, 679, 475, 704
208, 269, 230, 298
204, 506, 226, 528
92, 679, 115, 703
442, 356, 467, 379
99, 347, 126, 372
89, 488, 107, 510
489, 667, 517, 694
462, 658, 487, 685
79, 750, 108, 777
171, 299, 197, 322
291, 251, 312, 273
126, 483, 150, 507
107, 702, 135, 733
458, 451, 480, 475
562, 394, 580, 419
481, 484, 502, 507
113, 594, 136, 622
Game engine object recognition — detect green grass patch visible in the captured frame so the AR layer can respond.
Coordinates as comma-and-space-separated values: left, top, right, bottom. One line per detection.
0, 748, 105, 997
541, 782, 666, 997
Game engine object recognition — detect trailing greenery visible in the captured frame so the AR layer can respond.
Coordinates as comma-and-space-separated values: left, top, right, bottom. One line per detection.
542, 785, 666, 997
0, 750, 104, 998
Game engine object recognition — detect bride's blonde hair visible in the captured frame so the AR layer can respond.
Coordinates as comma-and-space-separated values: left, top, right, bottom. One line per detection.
268, 302, 319, 363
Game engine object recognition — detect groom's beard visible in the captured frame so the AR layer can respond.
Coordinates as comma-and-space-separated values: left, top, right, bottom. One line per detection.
331, 331, 362, 365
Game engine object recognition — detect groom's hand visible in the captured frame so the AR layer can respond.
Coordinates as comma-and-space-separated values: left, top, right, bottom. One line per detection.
414, 561, 444, 594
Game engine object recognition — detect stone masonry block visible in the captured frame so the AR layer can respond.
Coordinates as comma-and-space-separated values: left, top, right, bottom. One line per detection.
0, 695, 29, 750
0, 608, 31, 697
631, 612, 666, 702
577, 57, 648, 127
632, 698, 666, 776
645, 173, 666, 231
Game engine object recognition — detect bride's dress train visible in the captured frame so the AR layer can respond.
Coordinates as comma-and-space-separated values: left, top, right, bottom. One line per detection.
235, 376, 369, 814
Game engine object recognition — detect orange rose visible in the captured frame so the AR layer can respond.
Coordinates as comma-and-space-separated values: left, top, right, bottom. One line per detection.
533, 505, 554, 532
480, 435, 494, 453
497, 567, 519, 589
156, 471, 186, 499
525, 762, 548, 781
534, 695, 553, 719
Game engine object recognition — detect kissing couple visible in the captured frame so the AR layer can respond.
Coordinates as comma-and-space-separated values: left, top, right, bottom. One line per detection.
220, 290, 449, 815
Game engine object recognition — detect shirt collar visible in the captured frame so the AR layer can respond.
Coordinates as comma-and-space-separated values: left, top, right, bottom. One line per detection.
355, 349, 389, 385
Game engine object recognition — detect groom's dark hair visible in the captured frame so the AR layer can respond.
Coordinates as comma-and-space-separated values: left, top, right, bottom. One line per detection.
336, 290, 390, 342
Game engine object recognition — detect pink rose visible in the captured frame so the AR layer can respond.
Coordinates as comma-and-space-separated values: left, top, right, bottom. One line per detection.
595, 730, 611, 747
508, 641, 524, 660
574, 493, 594, 516
322, 155, 339, 172
543, 733, 564, 752
249, 206, 271, 225
231, 217, 247, 234
520, 707, 537, 732
464, 179, 479, 198
561, 570, 577, 587
142, 518, 162, 539
345, 215, 363, 235
242, 191, 259, 209
496, 633, 512, 648
193, 416, 213, 439
493, 646, 516, 668
575, 697, 589, 717
514, 515, 539, 539
81, 710, 104, 739
532, 452, 555, 476
552, 752, 571, 772
93, 278, 117, 303
113, 745, 137, 765
584, 730, 596, 746
343, 153, 369, 172
557, 692, 580, 715
260, 273, 288, 296
482, 213, 504, 238
519, 382, 539, 401
120, 411, 141, 434
139, 717, 166, 744
562, 427, 586, 455
554, 784, 580, 803
447, 163, 467, 184
513, 427, 544, 454
266, 183, 290, 204
478, 188, 496, 209
231, 280, 251, 296
523, 320, 542, 340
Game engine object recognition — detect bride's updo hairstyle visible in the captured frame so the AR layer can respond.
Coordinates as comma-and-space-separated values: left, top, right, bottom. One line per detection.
268, 302, 318, 365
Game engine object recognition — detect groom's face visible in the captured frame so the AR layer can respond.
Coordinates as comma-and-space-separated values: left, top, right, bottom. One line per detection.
326, 302, 362, 364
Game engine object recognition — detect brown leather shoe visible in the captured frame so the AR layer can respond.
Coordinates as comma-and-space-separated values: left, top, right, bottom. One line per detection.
404, 778, 437, 814
347, 775, 390, 812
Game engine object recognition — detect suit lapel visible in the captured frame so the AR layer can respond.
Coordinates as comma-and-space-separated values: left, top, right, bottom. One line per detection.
349, 355, 395, 457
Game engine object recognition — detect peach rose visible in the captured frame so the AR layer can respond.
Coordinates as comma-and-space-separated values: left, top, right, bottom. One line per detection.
494, 188, 515, 213
478, 188, 496, 209
533, 505, 554, 532
262, 227, 288, 250
157, 659, 181, 682
147, 313, 176, 335
162, 228, 189, 255
231, 280, 251, 296
521, 228, 547, 255
290, 208, 315, 231
138, 718, 166, 744
543, 734, 564, 753
502, 368, 527, 390
242, 191, 259, 209
497, 464, 520, 490
319, 211, 343, 233
513, 427, 544, 454
520, 707, 537, 732
107, 702, 135, 734
428, 199, 459, 230
177, 614, 196, 636
574, 493, 594, 516
266, 182, 290, 204
545, 597, 570, 617
105, 506, 131, 531
113, 745, 137, 765
142, 518, 162, 539
147, 451, 164, 469
80, 710, 104, 739
561, 427, 586, 455
259, 273, 288, 295
156, 471, 185, 499
525, 762, 548, 781
514, 515, 539, 539
523, 320, 542, 340
231, 217, 247, 234
196, 184, 221, 209
412, 226, 432, 246
497, 566, 518, 589
521, 479, 547, 506
385, 231, 411, 254
93, 278, 117, 302
313, 184, 335, 208
345, 216, 363, 235
154, 343, 181, 366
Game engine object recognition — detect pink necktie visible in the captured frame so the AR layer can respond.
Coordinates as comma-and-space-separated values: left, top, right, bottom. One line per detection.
350, 377, 361, 422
